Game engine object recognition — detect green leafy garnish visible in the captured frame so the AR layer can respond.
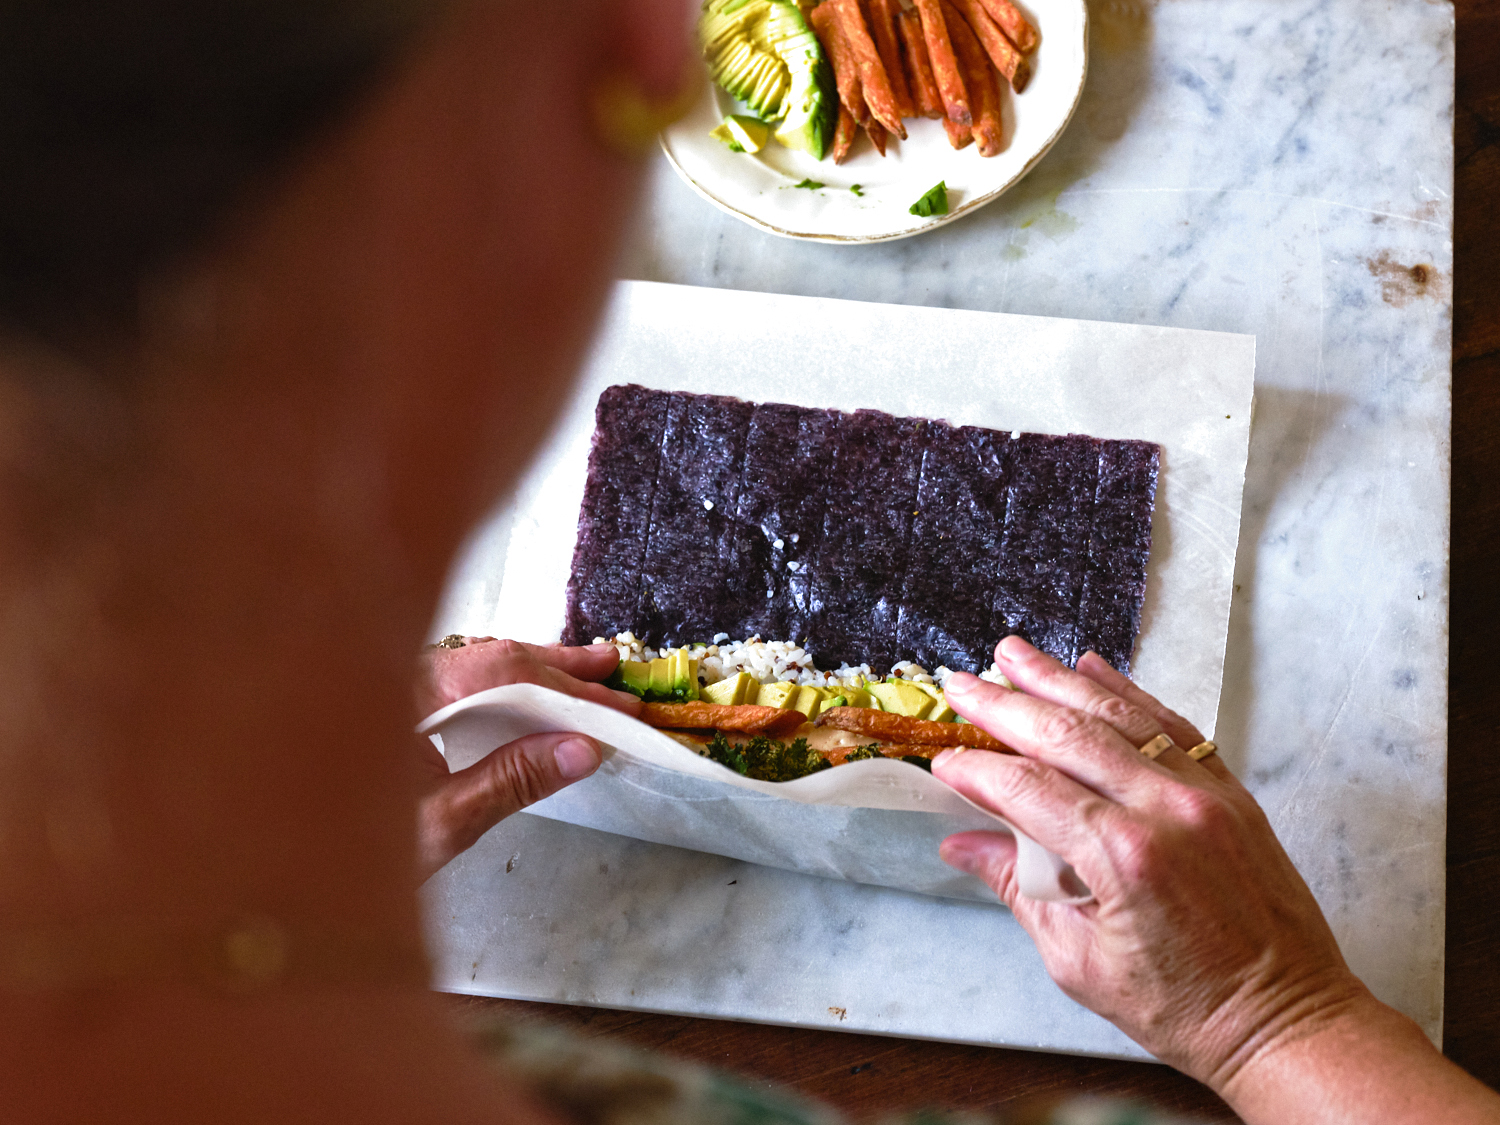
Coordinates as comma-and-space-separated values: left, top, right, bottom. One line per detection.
909, 180, 949, 217
843, 744, 885, 762
702, 732, 832, 782
850, 184, 864, 197
793, 178, 825, 190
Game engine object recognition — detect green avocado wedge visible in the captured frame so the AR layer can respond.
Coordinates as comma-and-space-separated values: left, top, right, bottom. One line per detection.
699, 0, 835, 160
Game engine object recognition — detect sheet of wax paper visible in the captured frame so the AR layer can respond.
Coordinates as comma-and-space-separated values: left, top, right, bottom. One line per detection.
429, 281, 1256, 903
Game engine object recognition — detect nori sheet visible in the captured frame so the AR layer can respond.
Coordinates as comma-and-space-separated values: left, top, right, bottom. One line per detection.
561, 385, 672, 645
723, 404, 840, 643
896, 423, 1012, 673
635, 393, 755, 646
565, 388, 1158, 674
804, 410, 927, 671
1072, 439, 1161, 672
991, 433, 1101, 665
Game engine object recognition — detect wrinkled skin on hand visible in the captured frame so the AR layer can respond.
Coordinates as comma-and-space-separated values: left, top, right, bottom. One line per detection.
413, 638, 641, 879
933, 635, 1367, 1090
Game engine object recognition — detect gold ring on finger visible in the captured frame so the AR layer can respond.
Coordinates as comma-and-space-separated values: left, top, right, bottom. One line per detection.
1139, 733, 1176, 760
1188, 740, 1218, 761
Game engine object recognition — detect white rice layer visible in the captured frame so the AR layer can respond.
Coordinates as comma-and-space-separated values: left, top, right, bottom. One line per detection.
593, 631, 1008, 690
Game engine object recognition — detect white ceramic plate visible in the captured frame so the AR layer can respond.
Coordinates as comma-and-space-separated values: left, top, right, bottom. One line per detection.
661, 0, 1087, 243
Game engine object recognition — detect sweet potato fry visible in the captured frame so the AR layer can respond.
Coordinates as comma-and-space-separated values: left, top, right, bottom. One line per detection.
643, 702, 808, 737
976, 0, 1038, 54
810, 3, 870, 128
943, 115, 973, 149
943, 0, 1005, 155
913, 0, 971, 127
828, 0, 907, 139
831, 103, 858, 163
897, 8, 944, 120
867, 0, 915, 119
864, 118, 888, 156
814, 707, 1011, 751
949, 0, 1031, 91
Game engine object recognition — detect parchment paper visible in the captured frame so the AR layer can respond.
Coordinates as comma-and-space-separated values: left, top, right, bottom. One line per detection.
429, 281, 1257, 902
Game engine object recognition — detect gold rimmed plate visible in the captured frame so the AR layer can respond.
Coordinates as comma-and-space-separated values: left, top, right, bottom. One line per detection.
660, 0, 1087, 243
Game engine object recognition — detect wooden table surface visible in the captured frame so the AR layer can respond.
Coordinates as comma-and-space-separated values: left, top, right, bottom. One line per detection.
447, 5, 1498, 1120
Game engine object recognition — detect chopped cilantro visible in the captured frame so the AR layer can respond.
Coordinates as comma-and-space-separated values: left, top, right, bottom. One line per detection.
793, 178, 825, 190
843, 744, 885, 762
850, 184, 864, 197
909, 180, 949, 217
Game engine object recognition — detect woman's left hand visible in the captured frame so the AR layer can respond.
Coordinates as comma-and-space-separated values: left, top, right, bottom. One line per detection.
413, 638, 641, 879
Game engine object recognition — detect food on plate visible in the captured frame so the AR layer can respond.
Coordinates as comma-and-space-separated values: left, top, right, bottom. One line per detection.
866, 0, 915, 120
897, 8, 945, 121
950, 0, 1030, 92
977, 0, 1039, 54
913, 0, 971, 129
699, 0, 836, 159
943, 0, 1003, 156
826, 0, 906, 139
711, 113, 772, 152
698, 0, 1040, 163
564, 386, 1161, 677
909, 179, 949, 215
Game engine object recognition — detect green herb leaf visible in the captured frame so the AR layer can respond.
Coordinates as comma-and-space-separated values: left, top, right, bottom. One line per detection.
909, 180, 949, 217
793, 178, 825, 190
850, 184, 864, 197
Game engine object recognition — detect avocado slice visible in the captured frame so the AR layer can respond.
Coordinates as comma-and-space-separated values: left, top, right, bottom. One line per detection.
911, 682, 957, 722
699, 0, 835, 159
648, 657, 672, 697
711, 113, 772, 153
756, 681, 800, 709
868, 681, 936, 719
611, 659, 652, 698
702, 671, 754, 706
790, 685, 822, 718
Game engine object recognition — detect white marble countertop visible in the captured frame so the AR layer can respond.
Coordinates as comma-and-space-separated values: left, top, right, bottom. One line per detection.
424, 0, 1454, 1057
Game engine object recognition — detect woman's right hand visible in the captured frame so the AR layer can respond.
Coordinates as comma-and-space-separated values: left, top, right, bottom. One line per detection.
932, 636, 1368, 1091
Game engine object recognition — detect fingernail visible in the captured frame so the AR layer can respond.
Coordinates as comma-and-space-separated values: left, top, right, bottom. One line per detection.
587, 643, 618, 654
939, 838, 980, 875
588, 61, 705, 157
555, 738, 601, 780
945, 672, 979, 696
997, 635, 1035, 661
932, 747, 965, 769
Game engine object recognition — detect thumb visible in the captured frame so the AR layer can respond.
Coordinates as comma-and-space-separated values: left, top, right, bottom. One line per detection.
418, 732, 602, 879
941, 829, 1028, 913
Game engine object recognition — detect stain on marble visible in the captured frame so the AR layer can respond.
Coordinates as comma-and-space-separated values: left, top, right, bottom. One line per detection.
1366, 252, 1447, 306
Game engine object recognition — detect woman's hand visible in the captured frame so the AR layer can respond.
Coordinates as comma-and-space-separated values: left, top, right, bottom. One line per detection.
413, 638, 641, 879
932, 635, 1366, 1091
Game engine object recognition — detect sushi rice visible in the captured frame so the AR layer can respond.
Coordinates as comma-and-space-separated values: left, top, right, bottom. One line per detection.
593, 632, 1012, 692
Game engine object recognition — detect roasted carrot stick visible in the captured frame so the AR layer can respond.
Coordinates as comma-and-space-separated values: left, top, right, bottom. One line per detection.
976, 0, 1039, 53
810, 3, 871, 128
897, 8, 945, 119
867, 0, 916, 119
831, 103, 858, 162
943, 114, 973, 149
828, 0, 907, 139
913, 0, 971, 127
864, 118, 888, 156
943, 0, 1005, 155
950, 0, 1031, 91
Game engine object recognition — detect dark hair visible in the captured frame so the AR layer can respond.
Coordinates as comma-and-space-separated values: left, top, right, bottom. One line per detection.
0, 1, 439, 348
